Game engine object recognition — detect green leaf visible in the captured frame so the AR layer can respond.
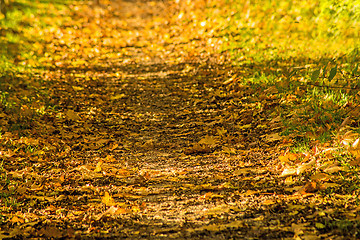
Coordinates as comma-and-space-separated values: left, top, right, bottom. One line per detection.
311, 69, 320, 81
352, 63, 358, 76
328, 65, 337, 81
322, 62, 329, 77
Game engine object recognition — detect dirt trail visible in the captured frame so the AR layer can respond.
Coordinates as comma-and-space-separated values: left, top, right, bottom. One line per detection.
40, 1, 284, 239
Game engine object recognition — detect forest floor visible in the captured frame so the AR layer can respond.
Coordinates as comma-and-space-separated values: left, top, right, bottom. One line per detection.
1, 0, 360, 239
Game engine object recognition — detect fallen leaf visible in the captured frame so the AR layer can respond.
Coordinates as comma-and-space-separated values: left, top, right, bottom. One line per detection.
110, 94, 126, 100
323, 165, 344, 173
39, 226, 63, 238
292, 223, 306, 236
263, 132, 282, 143
102, 192, 115, 206
198, 135, 217, 145
233, 168, 251, 175
94, 160, 103, 172
310, 172, 329, 181
279, 153, 298, 163
315, 222, 326, 229
262, 199, 275, 205
10, 216, 24, 224
280, 167, 297, 177
184, 143, 211, 154
284, 176, 295, 185
72, 86, 84, 91
349, 158, 360, 167
65, 109, 80, 121
298, 181, 325, 194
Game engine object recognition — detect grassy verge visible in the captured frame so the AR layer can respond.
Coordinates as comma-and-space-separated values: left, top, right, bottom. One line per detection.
0, 0, 72, 212
166, 0, 360, 197
177, 0, 360, 145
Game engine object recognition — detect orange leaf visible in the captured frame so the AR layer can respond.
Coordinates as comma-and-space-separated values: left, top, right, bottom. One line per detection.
94, 160, 103, 172
102, 192, 115, 206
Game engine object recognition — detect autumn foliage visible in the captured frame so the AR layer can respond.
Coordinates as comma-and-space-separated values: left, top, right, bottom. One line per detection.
0, 0, 360, 239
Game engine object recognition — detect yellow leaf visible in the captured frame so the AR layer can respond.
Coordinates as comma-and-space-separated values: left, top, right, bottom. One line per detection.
280, 167, 297, 177
263, 133, 282, 143
115, 207, 129, 214
223, 74, 238, 85
352, 138, 360, 149
104, 155, 116, 162
198, 135, 217, 145
10, 215, 24, 223
323, 165, 344, 173
132, 206, 141, 213
216, 127, 227, 136
108, 143, 118, 151
284, 176, 294, 185
94, 160, 102, 172
262, 199, 275, 205
315, 222, 326, 229
102, 192, 115, 206
110, 94, 126, 100
323, 183, 339, 189
279, 153, 297, 162
72, 86, 84, 91
238, 124, 252, 130
310, 172, 329, 181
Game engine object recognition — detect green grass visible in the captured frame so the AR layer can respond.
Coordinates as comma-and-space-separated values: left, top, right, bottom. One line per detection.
203, 0, 360, 151
0, 0, 68, 133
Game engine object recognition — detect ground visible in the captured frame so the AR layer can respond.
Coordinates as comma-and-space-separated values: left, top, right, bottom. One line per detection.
0, 0, 360, 239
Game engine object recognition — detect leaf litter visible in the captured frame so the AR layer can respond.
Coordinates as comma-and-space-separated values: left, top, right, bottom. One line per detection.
0, 0, 360, 239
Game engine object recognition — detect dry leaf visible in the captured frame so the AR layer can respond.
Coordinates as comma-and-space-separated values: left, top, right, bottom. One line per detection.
279, 153, 298, 162
298, 181, 325, 194
72, 86, 84, 91
65, 109, 80, 121
323, 165, 344, 173
198, 135, 217, 145
94, 160, 103, 172
284, 176, 295, 185
349, 158, 360, 167
280, 167, 297, 177
352, 138, 360, 149
263, 133, 282, 143
102, 192, 115, 206
310, 172, 329, 181
110, 94, 126, 100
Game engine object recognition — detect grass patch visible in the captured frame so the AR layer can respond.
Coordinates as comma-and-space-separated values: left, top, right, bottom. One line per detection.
200, 0, 360, 149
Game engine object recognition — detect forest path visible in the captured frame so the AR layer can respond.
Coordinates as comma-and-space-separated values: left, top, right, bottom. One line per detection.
41, 1, 283, 238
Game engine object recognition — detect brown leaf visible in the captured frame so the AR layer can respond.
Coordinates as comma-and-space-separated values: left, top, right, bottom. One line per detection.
310, 172, 329, 181
349, 158, 360, 167
198, 135, 217, 146
263, 132, 282, 143
184, 143, 211, 154
39, 226, 63, 238
65, 109, 80, 121
323, 165, 344, 173
298, 181, 325, 194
